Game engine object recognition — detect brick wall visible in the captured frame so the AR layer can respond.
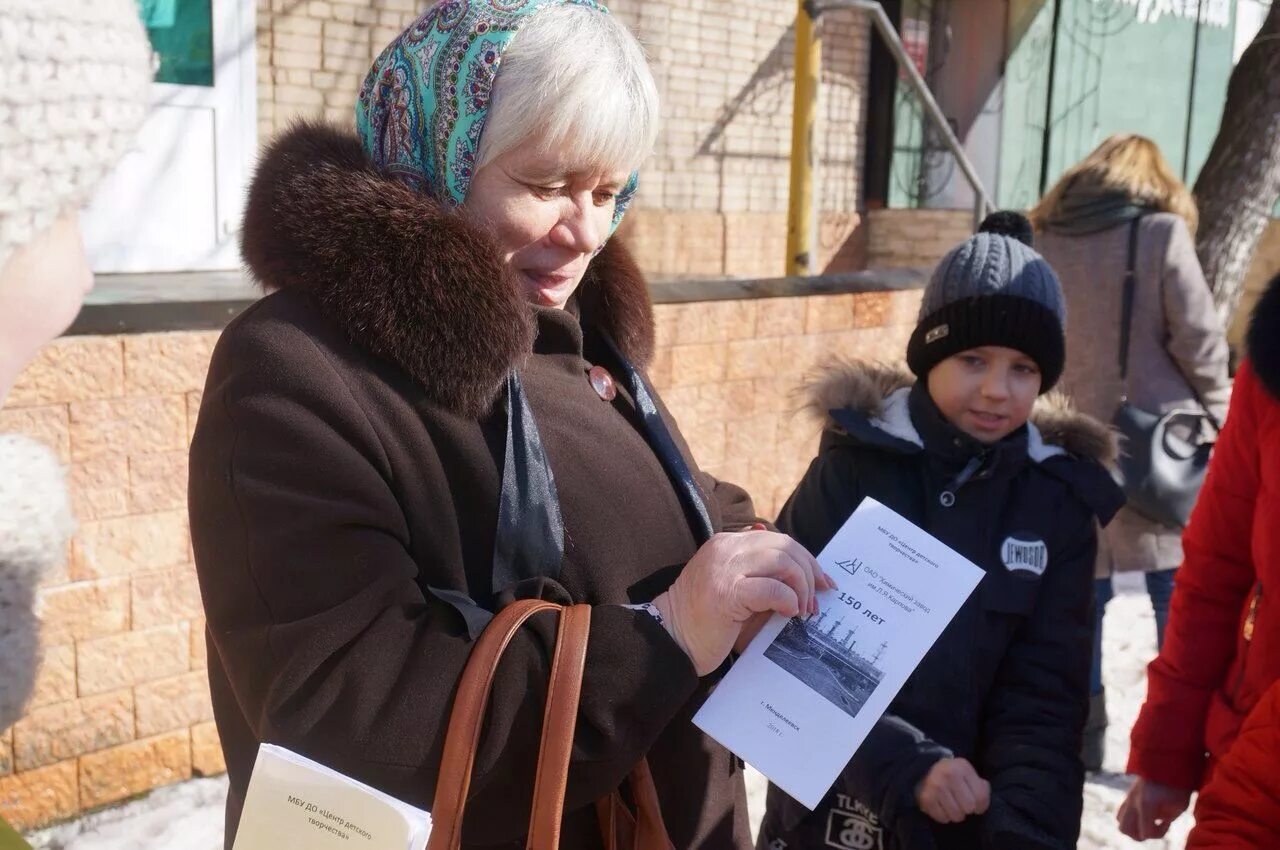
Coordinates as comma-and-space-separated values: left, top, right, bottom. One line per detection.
865, 208, 974, 270
0, 289, 920, 830
650, 290, 923, 517
0, 337, 223, 830
255, 0, 872, 279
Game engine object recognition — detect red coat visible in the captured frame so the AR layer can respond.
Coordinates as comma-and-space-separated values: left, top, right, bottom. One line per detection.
1186, 679, 1280, 848
1127, 357, 1280, 789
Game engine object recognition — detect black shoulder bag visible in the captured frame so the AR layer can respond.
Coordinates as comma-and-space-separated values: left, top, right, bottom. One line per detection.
1111, 218, 1221, 529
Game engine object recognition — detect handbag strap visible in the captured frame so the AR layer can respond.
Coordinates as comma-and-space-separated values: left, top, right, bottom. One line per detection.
595, 758, 676, 850
1118, 218, 1140, 387
427, 599, 592, 850
1116, 218, 1222, 433
528, 603, 592, 847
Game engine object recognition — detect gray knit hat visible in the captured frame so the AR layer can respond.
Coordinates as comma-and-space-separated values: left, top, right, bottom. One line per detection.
907, 212, 1067, 392
0, 0, 153, 270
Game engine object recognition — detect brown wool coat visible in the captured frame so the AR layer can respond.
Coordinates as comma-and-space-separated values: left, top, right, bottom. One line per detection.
1036, 214, 1231, 576
189, 123, 759, 850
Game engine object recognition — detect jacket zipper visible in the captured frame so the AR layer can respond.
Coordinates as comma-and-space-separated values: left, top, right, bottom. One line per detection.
1230, 582, 1263, 701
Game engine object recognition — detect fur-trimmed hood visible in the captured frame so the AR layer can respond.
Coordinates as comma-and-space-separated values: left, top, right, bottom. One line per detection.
801, 358, 1120, 468
1248, 272, 1280, 400
241, 121, 656, 418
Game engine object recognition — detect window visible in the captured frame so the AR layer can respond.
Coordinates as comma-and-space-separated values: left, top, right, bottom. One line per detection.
139, 0, 215, 87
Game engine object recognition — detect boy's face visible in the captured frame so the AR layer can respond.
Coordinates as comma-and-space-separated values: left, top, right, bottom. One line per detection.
926, 346, 1041, 444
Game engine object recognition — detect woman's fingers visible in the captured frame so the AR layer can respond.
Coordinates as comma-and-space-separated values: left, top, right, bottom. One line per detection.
735, 533, 820, 616
732, 546, 811, 619
735, 576, 801, 619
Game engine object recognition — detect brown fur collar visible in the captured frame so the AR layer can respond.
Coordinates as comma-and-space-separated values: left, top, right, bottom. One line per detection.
801, 358, 1120, 467
241, 121, 655, 418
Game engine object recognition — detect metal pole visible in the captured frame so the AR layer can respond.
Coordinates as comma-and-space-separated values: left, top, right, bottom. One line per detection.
786, 0, 822, 276
1038, 0, 1064, 195
843, 0, 993, 226
1182, 0, 1205, 181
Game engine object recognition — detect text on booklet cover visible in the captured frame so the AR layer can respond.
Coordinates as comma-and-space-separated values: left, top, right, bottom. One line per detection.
232, 744, 432, 850
693, 498, 984, 809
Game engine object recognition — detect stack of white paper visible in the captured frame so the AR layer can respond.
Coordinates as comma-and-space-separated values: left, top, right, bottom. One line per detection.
695, 498, 984, 809
233, 744, 432, 850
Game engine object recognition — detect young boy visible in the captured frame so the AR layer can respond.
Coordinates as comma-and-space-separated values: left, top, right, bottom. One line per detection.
757, 213, 1124, 850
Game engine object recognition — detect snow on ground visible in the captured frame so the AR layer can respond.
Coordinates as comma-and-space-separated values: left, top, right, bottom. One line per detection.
1077, 571, 1194, 850
25, 776, 226, 850
26, 574, 1195, 849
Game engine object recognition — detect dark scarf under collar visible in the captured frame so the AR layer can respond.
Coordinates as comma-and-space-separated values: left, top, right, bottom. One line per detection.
1041, 184, 1154, 237
240, 121, 656, 419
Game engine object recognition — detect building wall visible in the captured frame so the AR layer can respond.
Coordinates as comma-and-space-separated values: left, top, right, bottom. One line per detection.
254, 0, 872, 279
0, 290, 922, 831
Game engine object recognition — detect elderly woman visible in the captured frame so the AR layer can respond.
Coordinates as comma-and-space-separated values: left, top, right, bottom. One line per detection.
190, 2, 826, 848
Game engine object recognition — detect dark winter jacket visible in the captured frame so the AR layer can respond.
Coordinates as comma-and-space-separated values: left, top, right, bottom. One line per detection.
189, 123, 761, 850
1128, 273, 1280, 793
757, 362, 1123, 850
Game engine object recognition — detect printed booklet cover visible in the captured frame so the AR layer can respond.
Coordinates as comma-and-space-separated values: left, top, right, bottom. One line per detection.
694, 497, 984, 809
233, 744, 432, 850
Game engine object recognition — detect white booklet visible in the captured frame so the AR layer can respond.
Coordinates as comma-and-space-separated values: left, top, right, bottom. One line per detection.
694, 497, 984, 809
233, 744, 432, 850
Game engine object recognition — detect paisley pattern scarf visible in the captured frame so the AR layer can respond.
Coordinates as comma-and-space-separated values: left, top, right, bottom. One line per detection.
355, 0, 638, 236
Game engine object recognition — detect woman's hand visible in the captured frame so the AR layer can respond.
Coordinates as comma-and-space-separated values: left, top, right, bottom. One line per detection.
915, 757, 991, 824
651, 530, 834, 676
1117, 777, 1192, 840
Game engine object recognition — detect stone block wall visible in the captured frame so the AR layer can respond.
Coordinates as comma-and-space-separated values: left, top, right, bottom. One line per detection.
0, 289, 921, 830
650, 290, 923, 517
0, 336, 223, 831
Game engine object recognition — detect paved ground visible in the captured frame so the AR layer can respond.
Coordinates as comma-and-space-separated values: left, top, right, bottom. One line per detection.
27, 575, 1195, 849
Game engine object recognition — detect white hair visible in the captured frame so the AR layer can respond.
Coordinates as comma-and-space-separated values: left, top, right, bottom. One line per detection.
477, 3, 659, 175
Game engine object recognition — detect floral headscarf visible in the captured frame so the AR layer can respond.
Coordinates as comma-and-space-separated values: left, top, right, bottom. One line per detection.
356, 0, 639, 237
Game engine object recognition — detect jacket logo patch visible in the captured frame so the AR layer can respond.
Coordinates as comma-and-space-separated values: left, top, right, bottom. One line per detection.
1001, 533, 1049, 576
924, 323, 949, 344
825, 794, 883, 849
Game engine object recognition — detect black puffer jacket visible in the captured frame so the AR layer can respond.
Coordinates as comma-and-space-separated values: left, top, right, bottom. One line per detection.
757, 362, 1123, 850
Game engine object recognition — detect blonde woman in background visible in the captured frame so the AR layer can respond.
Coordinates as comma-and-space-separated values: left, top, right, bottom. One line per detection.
1030, 134, 1231, 772
0, 0, 150, 840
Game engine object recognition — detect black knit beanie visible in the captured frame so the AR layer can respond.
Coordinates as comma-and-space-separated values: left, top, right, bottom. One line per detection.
906, 211, 1067, 393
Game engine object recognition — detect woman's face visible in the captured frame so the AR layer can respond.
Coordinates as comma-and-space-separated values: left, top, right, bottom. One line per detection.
465, 143, 630, 310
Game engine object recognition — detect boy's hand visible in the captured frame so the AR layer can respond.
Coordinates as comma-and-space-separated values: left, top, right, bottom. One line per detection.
915, 758, 991, 824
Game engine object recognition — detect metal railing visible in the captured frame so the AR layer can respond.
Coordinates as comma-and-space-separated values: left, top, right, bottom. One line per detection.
786, 0, 995, 275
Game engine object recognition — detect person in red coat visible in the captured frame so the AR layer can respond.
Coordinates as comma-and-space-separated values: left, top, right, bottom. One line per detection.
1119, 271, 1280, 841
1185, 678, 1280, 847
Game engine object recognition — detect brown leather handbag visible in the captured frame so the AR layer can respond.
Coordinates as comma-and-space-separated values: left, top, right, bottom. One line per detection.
426, 599, 675, 850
